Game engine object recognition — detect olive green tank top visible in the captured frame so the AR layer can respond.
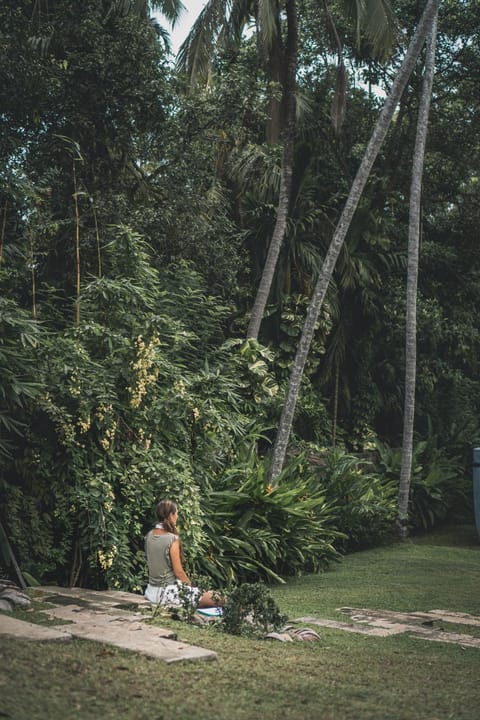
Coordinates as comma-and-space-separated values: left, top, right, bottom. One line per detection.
145, 530, 178, 587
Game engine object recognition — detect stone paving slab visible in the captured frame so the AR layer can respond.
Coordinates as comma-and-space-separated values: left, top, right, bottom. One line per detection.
1, 586, 218, 662
428, 609, 480, 626
42, 604, 176, 638
34, 586, 150, 608
56, 617, 217, 663
295, 616, 408, 637
408, 626, 480, 648
40, 602, 140, 622
38, 601, 217, 663
295, 609, 480, 648
0, 614, 72, 642
339, 606, 480, 627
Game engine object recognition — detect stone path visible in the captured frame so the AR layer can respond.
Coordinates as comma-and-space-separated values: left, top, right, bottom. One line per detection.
0, 585, 217, 664
2, 583, 479, 656
0, 613, 73, 642
295, 607, 480, 648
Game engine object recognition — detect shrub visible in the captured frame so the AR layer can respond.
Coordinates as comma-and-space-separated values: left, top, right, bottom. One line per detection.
375, 437, 472, 531
193, 446, 342, 586
221, 582, 288, 636
315, 448, 397, 551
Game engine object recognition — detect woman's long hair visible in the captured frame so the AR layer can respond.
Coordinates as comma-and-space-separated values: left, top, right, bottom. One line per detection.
156, 499, 178, 534
156, 499, 185, 564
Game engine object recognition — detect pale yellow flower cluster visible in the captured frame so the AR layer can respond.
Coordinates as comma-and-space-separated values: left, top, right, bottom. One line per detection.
137, 427, 151, 450
95, 403, 113, 422
77, 415, 91, 434
173, 379, 186, 396
97, 546, 117, 570
61, 423, 76, 444
94, 404, 117, 451
103, 484, 115, 513
128, 334, 160, 408
100, 423, 117, 451
68, 370, 81, 397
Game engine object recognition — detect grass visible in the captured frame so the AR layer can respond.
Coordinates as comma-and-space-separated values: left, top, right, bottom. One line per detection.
1, 524, 479, 720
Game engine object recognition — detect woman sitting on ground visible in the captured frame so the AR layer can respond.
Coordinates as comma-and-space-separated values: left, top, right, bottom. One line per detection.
144, 499, 221, 608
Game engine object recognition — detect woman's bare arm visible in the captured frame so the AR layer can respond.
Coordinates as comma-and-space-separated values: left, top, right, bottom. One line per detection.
169, 539, 191, 584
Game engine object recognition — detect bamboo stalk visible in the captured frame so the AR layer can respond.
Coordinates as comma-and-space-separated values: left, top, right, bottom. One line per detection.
30, 234, 37, 320
92, 202, 102, 277
332, 360, 339, 448
0, 197, 7, 268
73, 160, 81, 325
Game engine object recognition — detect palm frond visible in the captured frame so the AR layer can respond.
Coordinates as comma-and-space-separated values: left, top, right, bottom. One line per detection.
229, 143, 282, 201
361, 0, 398, 59
222, 0, 254, 46
177, 0, 255, 80
176, 0, 230, 79
257, 0, 279, 52
295, 89, 314, 124
148, 16, 172, 50
339, 0, 398, 60
149, 0, 186, 27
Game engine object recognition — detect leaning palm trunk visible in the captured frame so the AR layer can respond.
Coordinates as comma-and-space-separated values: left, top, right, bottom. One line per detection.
397, 11, 438, 537
247, 0, 297, 340
268, 0, 441, 484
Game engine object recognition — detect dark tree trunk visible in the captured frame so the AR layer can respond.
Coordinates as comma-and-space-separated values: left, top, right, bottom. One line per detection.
247, 0, 298, 340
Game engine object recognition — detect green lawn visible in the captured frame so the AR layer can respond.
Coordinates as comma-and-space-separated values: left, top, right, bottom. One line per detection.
1, 525, 479, 720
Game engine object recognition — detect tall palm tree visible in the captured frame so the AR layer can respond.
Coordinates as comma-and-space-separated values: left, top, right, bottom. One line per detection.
247, 0, 298, 338
178, 0, 397, 341
268, 0, 441, 485
124, 0, 186, 49
397, 9, 438, 538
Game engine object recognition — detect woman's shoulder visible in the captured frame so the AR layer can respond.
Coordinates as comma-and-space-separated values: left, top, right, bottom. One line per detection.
167, 531, 179, 542
145, 529, 179, 541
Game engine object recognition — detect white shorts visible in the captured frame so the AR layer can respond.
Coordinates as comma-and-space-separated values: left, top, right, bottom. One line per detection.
144, 582, 201, 607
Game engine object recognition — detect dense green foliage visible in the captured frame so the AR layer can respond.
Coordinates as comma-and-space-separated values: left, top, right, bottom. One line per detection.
0, 0, 479, 589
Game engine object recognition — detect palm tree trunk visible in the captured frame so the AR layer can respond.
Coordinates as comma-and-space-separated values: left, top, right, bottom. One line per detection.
247, 0, 297, 340
266, 37, 285, 145
397, 11, 438, 538
0, 197, 7, 269
268, 0, 441, 485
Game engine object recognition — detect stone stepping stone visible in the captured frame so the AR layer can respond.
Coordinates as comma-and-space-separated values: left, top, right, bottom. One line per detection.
339, 606, 480, 627
41, 603, 175, 637
295, 616, 407, 637
427, 609, 480, 627
408, 626, 480, 648
40, 603, 217, 663
40, 604, 172, 640
296, 610, 480, 648
34, 586, 150, 609
0, 614, 72, 642
54, 616, 216, 663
